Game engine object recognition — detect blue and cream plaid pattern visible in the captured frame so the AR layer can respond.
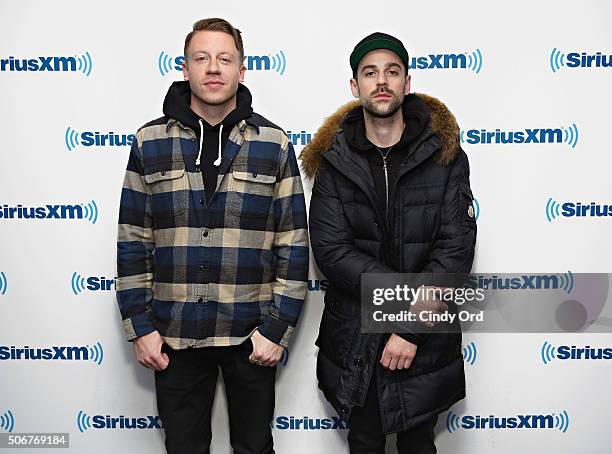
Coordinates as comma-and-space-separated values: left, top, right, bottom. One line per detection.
116, 115, 309, 349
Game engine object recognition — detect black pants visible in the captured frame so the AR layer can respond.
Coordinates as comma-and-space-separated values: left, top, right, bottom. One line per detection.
154, 341, 276, 454
347, 369, 438, 454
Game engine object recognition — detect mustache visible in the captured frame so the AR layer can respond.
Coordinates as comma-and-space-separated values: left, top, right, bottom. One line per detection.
370, 88, 395, 96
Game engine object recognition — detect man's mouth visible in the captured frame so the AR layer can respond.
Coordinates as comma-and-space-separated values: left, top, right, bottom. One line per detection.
373, 92, 392, 99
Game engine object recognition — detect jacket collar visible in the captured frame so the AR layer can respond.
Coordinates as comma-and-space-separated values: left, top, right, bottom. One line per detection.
299, 93, 460, 179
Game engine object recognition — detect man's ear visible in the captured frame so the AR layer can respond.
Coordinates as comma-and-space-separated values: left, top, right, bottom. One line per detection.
182, 59, 189, 81
404, 74, 411, 96
350, 78, 360, 98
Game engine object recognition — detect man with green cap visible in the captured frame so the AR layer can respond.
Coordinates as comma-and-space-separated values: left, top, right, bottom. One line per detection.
300, 32, 477, 453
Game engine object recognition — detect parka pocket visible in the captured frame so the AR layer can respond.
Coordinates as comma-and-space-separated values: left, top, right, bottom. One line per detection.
316, 299, 361, 370
458, 182, 477, 225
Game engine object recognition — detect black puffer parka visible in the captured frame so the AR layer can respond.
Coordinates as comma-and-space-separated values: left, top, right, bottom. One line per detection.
300, 93, 477, 433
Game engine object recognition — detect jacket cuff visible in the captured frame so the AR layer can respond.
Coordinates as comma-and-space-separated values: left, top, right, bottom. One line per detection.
258, 316, 293, 348
397, 332, 427, 346
122, 312, 156, 342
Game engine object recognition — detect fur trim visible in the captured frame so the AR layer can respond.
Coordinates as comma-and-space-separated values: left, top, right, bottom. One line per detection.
299, 93, 460, 179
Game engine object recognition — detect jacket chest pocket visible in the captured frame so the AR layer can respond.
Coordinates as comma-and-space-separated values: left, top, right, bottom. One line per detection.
227, 169, 276, 218
145, 166, 188, 218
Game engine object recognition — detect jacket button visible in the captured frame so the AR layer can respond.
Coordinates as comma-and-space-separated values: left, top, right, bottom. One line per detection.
200, 265, 205, 271
203, 230, 209, 237
190, 137, 196, 142
353, 357, 363, 367
199, 198, 205, 205
197, 298, 204, 303
160, 170, 166, 176
252, 172, 258, 178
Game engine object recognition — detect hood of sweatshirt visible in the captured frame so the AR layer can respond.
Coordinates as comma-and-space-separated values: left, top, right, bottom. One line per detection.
162, 80, 254, 166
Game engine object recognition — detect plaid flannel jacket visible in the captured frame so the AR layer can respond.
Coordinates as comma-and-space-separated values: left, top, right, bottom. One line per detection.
116, 113, 309, 349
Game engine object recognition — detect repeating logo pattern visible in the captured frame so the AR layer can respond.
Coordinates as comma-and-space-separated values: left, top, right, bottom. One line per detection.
158, 50, 287, 76
71, 273, 116, 295
541, 341, 612, 363
462, 341, 477, 366
0, 410, 14, 433
460, 124, 579, 148
77, 411, 162, 431
546, 198, 612, 221
550, 48, 612, 72
0, 201, 99, 224
0, 52, 92, 76
0, 271, 7, 297
446, 410, 570, 433
409, 49, 483, 73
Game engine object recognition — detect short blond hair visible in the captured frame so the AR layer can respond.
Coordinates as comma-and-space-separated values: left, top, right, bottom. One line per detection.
184, 18, 244, 62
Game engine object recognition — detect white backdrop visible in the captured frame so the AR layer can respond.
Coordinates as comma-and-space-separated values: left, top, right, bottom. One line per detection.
1, 0, 612, 452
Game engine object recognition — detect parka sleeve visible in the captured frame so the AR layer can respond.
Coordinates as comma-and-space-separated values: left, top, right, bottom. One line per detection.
421, 148, 477, 274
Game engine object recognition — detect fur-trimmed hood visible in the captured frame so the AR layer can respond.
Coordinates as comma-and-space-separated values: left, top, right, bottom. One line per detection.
300, 93, 460, 179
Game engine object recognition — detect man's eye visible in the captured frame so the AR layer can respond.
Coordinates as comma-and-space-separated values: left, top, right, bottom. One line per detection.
388, 70, 398, 76
221, 58, 231, 63
365, 72, 375, 77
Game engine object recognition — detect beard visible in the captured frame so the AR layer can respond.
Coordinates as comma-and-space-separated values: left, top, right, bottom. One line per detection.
191, 80, 239, 107
361, 89, 403, 118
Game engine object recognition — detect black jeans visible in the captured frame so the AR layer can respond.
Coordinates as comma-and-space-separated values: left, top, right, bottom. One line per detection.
347, 369, 438, 454
154, 341, 276, 454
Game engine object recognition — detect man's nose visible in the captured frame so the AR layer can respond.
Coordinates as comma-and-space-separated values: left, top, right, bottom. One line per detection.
207, 58, 221, 73
376, 72, 388, 87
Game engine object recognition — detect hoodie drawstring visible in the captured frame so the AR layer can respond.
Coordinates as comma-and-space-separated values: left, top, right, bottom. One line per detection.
214, 124, 223, 167
195, 119, 223, 168
195, 119, 204, 167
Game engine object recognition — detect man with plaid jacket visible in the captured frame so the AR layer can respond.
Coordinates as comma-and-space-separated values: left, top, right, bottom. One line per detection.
116, 18, 309, 454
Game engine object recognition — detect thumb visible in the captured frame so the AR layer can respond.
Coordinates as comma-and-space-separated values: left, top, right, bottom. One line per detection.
152, 352, 169, 370
161, 353, 169, 368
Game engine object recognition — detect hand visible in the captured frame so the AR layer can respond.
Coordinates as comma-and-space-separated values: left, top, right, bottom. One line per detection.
133, 331, 169, 371
249, 330, 284, 367
410, 286, 450, 328
380, 334, 417, 371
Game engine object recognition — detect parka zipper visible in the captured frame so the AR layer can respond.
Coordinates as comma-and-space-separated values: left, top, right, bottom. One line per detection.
374, 145, 393, 226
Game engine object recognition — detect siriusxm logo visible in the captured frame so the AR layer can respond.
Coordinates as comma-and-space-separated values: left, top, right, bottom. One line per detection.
0, 201, 99, 224
462, 341, 477, 366
0, 271, 7, 297
0, 342, 104, 365
446, 410, 569, 433
541, 341, 612, 364
550, 48, 612, 73
65, 127, 134, 151
0, 52, 92, 76
409, 49, 483, 73
271, 416, 348, 430
286, 130, 312, 147
71, 272, 116, 295
0, 410, 15, 433
467, 271, 574, 293
158, 50, 287, 76
460, 123, 579, 148
308, 279, 329, 292
77, 411, 162, 432
547, 198, 612, 221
